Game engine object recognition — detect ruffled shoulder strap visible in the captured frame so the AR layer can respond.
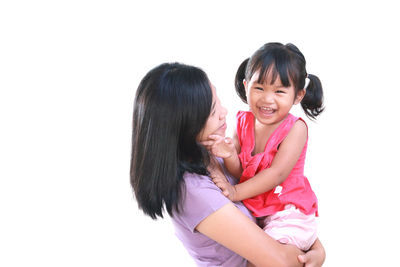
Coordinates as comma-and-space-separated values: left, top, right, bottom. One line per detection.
263, 114, 300, 154
236, 111, 255, 168
236, 111, 254, 151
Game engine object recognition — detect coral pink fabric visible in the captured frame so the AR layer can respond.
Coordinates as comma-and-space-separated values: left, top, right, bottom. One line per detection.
237, 111, 318, 218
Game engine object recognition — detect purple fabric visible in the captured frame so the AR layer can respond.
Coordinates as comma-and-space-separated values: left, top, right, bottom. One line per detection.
171, 159, 255, 267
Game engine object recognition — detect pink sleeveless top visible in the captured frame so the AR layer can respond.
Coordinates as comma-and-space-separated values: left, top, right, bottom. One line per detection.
237, 111, 318, 218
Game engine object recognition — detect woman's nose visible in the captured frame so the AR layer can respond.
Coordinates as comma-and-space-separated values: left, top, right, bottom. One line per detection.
220, 106, 228, 119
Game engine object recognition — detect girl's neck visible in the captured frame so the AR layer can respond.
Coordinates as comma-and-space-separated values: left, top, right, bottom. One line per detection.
254, 115, 287, 136
252, 114, 288, 155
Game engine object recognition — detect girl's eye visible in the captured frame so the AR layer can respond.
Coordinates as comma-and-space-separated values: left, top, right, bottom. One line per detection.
255, 87, 263, 91
276, 90, 286, 94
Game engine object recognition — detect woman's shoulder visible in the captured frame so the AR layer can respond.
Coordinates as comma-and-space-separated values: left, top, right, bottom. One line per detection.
173, 172, 231, 231
182, 158, 237, 188
182, 171, 215, 189
181, 171, 231, 209
174, 174, 254, 236
181, 171, 227, 204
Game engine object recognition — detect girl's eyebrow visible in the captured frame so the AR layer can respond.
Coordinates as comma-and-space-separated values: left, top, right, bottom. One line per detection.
253, 82, 286, 88
211, 101, 216, 111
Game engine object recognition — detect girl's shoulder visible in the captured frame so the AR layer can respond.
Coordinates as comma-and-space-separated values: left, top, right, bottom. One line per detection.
289, 119, 308, 140
284, 113, 307, 129
277, 114, 308, 150
236, 110, 253, 120
288, 114, 308, 135
236, 110, 254, 131
267, 114, 307, 149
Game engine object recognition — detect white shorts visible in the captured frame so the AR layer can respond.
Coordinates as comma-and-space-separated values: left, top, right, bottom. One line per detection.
260, 204, 317, 251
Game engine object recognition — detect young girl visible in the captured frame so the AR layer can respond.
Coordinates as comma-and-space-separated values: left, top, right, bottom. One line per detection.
204, 42, 324, 251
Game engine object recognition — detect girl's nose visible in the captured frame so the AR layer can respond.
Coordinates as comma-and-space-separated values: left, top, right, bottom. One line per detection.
263, 92, 274, 103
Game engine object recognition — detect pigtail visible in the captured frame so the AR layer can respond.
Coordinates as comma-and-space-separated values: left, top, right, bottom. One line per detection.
235, 58, 249, 104
301, 73, 324, 120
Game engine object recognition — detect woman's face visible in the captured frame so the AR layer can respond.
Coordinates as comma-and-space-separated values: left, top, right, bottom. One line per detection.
197, 84, 228, 141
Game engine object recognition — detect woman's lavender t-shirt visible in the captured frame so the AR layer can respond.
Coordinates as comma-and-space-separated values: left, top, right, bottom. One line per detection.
171, 159, 255, 267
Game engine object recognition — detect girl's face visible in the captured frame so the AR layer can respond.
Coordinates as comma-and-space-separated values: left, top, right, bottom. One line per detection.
197, 84, 228, 141
245, 70, 305, 126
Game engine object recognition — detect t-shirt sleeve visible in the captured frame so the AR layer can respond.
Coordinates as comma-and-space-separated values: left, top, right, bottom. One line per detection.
178, 175, 232, 233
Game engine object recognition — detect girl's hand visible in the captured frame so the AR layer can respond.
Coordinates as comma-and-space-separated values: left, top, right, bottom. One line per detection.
210, 173, 237, 201
207, 135, 236, 159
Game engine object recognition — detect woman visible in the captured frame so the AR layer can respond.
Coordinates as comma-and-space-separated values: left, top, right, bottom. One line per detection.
131, 62, 325, 266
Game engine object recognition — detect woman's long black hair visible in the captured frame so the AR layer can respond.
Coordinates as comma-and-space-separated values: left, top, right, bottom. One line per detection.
235, 42, 324, 119
130, 63, 212, 219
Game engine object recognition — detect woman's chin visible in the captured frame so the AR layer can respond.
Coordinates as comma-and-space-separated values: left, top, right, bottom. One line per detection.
213, 131, 226, 137
214, 125, 227, 137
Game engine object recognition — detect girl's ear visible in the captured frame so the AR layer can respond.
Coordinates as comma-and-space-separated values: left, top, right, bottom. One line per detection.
294, 89, 306, 105
243, 79, 250, 100
243, 79, 249, 94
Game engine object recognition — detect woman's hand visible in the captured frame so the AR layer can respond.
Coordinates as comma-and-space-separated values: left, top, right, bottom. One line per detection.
298, 238, 326, 267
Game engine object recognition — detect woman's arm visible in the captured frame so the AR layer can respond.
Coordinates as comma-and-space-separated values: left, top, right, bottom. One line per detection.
232, 120, 308, 201
196, 202, 303, 267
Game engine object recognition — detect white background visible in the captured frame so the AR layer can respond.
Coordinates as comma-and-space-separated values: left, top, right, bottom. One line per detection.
1, 0, 399, 266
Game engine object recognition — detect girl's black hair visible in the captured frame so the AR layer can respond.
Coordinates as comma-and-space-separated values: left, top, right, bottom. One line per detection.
235, 42, 324, 119
130, 63, 212, 219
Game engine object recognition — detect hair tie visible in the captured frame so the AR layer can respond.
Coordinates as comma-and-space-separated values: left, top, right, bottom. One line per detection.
304, 77, 310, 90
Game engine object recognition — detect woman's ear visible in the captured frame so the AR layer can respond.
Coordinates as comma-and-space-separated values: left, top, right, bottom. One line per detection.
243, 79, 247, 88
294, 89, 306, 105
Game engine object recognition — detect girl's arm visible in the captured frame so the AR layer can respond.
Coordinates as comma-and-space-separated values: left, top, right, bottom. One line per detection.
196, 202, 303, 267
205, 132, 243, 179
223, 131, 243, 179
232, 120, 308, 201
